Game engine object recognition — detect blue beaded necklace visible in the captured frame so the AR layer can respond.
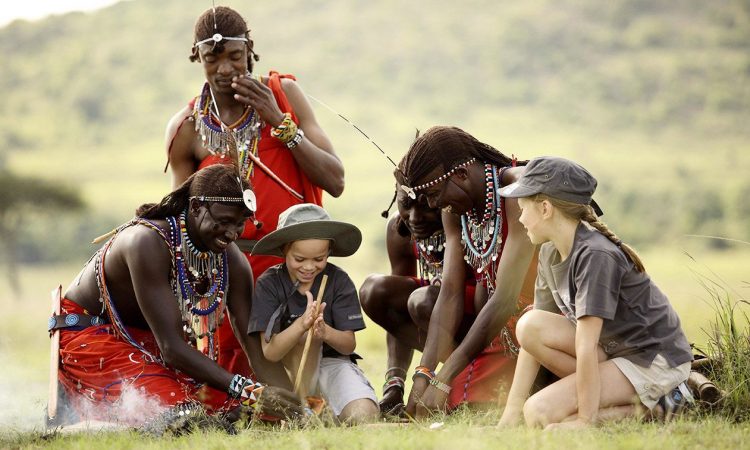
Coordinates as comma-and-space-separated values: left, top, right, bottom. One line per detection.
167, 212, 228, 360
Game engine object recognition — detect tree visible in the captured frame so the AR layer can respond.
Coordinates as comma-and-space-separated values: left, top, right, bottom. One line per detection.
0, 170, 84, 296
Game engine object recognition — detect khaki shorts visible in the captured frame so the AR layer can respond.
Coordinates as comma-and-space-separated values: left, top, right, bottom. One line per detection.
611, 354, 691, 410
314, 356, 377, 416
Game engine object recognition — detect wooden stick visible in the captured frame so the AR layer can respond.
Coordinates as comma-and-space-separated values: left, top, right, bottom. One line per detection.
293, 275, 328, 396
47, 285, 62, 425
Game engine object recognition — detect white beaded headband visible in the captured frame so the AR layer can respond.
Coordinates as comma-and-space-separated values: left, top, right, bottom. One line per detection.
190, 189, 257, 212
194, 33, 248, 48
400, 158, 476, 199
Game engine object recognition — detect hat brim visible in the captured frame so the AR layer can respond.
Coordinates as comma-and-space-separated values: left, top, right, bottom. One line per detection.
251, 220, 362, 257
497, 182, 540, 199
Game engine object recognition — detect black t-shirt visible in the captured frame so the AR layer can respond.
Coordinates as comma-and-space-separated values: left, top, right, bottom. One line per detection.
248, 262, 366, 359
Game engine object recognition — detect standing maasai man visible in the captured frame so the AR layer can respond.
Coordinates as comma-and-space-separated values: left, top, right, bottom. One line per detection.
396, 126, 538, 418
165, 6, 344, 387
360, 165, 524, 415
53, 165, 303, 427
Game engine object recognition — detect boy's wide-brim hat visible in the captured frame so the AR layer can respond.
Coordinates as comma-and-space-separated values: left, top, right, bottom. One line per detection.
251, 203, 362, 257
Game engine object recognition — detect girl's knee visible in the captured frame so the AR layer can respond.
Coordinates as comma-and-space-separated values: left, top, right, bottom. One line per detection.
522, 394, 550, 428
516, 309, 547, 346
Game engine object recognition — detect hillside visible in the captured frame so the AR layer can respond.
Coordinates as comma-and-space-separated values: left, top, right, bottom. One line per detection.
0, 0, 749, 268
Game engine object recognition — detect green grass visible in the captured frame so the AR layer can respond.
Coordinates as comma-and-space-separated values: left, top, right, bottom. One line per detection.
2, 416, 750, 449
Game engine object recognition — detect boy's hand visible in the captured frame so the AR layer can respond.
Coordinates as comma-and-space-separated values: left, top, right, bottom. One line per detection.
312, 304, 328, 341
299, 291, 326, 332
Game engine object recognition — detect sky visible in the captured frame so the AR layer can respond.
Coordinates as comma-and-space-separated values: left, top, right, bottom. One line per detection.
0, 0, 124, 27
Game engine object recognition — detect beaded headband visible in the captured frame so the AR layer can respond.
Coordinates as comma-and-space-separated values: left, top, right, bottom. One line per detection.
190, 189, 257, 212
194, 33, 248, 48
400, 158, 477, 200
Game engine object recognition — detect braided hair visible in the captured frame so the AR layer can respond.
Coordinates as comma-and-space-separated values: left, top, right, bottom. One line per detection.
189, 6, 259, 72
136, 165, 251, 220
396, 126, 520, 188
531, 194, 646, 273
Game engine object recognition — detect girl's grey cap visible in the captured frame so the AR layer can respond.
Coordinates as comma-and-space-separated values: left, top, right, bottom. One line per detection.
498, 156, 597, 205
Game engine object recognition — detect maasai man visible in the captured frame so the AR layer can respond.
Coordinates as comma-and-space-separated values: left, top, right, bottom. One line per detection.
53, 165, 303, 427
395, 126, 538, 418
361, 164, 528, 415
164, 6, 345, 386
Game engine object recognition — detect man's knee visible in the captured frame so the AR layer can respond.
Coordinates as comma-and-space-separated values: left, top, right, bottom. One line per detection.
406, 286, 438, 323
359, 274, 387, 317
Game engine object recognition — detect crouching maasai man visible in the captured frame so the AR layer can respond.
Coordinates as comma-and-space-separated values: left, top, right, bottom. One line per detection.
52, 165, 303, 427
396, 126, 539, 418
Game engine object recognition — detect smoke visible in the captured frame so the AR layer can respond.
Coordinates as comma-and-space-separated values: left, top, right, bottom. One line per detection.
57, 384, 170, 428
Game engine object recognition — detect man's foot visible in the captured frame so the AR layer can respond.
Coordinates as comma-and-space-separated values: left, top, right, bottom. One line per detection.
379, 374, 406, 417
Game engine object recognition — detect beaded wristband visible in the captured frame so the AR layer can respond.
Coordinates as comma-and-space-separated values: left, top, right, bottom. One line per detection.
429, 377, 452, 394
286, 128, 305, 149
412, 365, 435, 381
271, 112, 299, 144
228, 373, 265, 407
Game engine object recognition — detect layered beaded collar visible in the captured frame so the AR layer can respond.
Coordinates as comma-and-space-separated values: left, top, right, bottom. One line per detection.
193, 82, 262, 182
166, 211, 228, 361
460, 164, 508, 294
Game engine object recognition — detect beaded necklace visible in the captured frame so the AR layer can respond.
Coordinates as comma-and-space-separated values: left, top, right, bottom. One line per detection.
194, 82, 261, 182
167, 212, 228, 361
460, 164, 504, 294
415, 232, 446, 284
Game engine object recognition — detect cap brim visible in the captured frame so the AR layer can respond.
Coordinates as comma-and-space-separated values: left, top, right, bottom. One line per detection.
251, 220, 362, 257
497, 182, 540, 198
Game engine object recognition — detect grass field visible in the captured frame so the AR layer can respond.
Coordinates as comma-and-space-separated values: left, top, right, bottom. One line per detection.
0, 239, 747, 447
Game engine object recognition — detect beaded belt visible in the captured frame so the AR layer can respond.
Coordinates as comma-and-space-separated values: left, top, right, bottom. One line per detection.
48, 313, 108, 332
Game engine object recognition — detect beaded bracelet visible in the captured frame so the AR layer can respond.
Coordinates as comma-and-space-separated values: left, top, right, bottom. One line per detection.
286, 128, 305, 149
270, 112, 299, 144
228, 373, 265, 407
429, 377, 452, 394
412, 365, 435, 381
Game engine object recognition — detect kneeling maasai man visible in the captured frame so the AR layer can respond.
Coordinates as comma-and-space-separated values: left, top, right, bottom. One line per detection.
50, 165, 304, 428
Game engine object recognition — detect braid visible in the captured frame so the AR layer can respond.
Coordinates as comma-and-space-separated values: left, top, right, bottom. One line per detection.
136, 165, 250, 220
398, 126, 520, 188
189, 6, 259, 71
580, 206, 645, 273
532, 194, 645, 273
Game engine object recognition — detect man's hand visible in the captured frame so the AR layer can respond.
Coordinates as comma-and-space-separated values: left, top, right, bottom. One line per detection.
231, 75, 286, 127
405, 376, 429, 417
254, 385, 306, 421
416, 384, 449, 419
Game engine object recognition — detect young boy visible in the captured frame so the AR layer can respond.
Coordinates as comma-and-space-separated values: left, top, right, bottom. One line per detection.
248, 204, 378, 423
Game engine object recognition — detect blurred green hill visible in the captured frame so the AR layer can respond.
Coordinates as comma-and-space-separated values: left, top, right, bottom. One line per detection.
1, 0, 749, 271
